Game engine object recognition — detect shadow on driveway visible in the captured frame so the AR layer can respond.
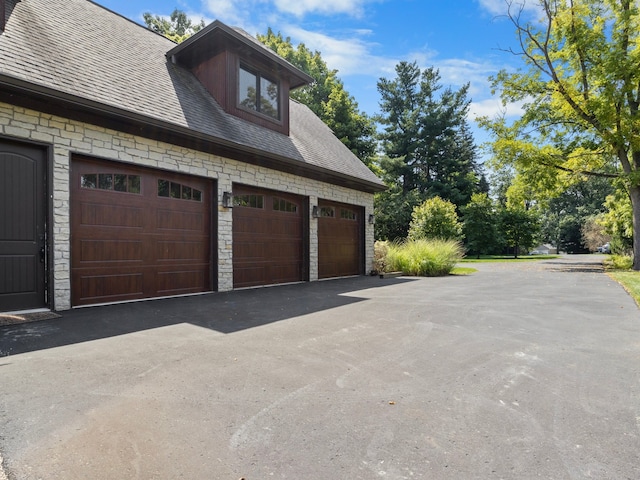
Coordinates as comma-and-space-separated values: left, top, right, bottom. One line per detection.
542, 260, 605, 273
0, 276, 415, 357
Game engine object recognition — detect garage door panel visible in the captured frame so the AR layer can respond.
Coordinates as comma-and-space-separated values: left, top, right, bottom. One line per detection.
156, 209, 205, 232
156, 269, 207, 295
234, 241, 265, 259
155, 240, 209, 261
79, 239, 143, 263
80, 202, 144, 228
71, 157, 213, 306
78, 272, 144, 303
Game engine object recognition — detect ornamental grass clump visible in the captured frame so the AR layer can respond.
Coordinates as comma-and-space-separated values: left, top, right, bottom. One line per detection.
385, 238, 464, 276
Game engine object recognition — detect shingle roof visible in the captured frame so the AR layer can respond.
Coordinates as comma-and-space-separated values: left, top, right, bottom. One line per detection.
0, 0, 385, 191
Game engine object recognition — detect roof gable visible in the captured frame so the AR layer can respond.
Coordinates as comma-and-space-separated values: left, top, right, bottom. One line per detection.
167, 20, 313, 89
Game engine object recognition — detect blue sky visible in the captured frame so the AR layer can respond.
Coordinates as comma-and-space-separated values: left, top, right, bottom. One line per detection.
96, 0, 539, 147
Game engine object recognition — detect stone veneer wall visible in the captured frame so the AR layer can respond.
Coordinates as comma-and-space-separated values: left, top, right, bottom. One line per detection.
0, 102, 375, 310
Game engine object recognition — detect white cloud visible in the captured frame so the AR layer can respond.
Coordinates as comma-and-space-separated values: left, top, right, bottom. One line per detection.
477, 0, 544, 19
274, 0, 372, 17
283, 26, 397, 77
469, 97, 525, 121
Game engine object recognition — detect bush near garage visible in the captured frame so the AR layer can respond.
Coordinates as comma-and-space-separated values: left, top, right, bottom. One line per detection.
374, 239, 464, 276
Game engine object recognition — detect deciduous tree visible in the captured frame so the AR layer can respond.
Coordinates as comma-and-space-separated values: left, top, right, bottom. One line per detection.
462, 193, 499, 258
482, 0, 640, 268
143, 9, 204, 43
408, 196, 463, 241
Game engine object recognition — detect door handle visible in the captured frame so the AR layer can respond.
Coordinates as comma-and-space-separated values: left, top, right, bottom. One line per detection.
39, 246, 45, 263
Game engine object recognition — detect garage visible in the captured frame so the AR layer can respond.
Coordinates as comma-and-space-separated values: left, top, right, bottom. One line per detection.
232, 185, 306, 288
318, 200, 364, 279
71, 156, 214, 306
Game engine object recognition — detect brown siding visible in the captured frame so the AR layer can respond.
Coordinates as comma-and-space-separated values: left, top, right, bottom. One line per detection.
191, 51, 290, 136
192, 50, 229, 109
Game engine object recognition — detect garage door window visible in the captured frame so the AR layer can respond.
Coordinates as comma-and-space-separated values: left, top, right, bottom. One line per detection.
81, 173, 141, 194
157, 179, 202, 202
273, 197, 298, 213
234, 194, 264, 208
340, 209, 356, 220
319, 206, 335, 218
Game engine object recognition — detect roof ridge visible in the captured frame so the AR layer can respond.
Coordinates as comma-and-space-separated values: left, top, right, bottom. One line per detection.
86, 0, 176, 45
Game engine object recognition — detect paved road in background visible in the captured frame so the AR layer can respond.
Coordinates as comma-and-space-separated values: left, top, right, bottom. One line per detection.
1, 255, 639, 479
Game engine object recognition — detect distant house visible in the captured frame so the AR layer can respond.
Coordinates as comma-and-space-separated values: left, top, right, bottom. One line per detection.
0, 0, 385, 312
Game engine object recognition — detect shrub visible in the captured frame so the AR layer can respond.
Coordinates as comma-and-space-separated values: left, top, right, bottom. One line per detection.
372, 241, 390, 274
605, 254, 633, 270
408, 196, 463, 241
385, 238, 464, 276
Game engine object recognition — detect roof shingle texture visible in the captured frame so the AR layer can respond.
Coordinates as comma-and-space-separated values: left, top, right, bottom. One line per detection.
0, 0, 384, 188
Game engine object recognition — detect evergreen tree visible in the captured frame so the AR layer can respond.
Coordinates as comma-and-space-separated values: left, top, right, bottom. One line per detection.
375, 61, 482, 240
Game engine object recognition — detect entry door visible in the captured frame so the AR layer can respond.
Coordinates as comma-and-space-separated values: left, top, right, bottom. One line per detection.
0, 142, 47, 311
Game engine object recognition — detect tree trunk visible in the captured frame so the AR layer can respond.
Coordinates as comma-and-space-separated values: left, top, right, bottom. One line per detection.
630, 185, 640, 270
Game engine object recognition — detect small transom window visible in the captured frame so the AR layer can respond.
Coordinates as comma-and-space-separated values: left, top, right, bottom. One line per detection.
273, 197, 298, 213
81, 173, 141, 194
239, 65, 280, 120
320, 206, 335, 218
234, 194, 264, 209
340, 209, 357, 220
157, 179, 202, 202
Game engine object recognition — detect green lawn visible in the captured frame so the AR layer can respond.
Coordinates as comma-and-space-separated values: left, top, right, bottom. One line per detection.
450, 266, 477, 275
608, 271, 640, 307
605, 255, 640, 306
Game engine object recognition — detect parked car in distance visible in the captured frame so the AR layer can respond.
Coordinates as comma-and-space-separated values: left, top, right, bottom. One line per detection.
597, 243, 611, 254
529, 249, 549, 255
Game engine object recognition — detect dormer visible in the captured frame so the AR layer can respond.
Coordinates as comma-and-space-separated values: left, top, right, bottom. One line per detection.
166, 21, 313, 136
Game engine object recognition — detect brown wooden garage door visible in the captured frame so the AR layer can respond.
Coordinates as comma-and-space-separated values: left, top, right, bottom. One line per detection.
318, 200, 363, 279
71, 157, 213, 306
233, 185, 306, 288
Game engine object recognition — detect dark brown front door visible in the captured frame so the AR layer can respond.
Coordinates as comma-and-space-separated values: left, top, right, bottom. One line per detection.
71, 157, 213, 306
233, 185, 305, 288
318, 200, 364, 279
0, 141, 47, 312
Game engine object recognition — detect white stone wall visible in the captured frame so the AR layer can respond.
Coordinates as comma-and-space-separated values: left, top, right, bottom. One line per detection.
0, 102, 375, 310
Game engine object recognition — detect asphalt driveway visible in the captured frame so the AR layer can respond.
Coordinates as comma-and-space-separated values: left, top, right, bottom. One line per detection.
1, 255, 639, 479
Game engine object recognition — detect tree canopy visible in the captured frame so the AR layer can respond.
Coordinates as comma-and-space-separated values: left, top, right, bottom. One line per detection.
143, 9, 205, 43
481, 0, 640, 268
374, 61, 484, 240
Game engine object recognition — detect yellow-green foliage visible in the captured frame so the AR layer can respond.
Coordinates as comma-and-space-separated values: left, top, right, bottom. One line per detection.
605, 255, 633, 271
384, 239, 464, 276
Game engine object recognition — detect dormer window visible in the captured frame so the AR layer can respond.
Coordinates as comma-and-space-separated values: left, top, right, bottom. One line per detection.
166, 20, 313, 135
239, 65, 280, 120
